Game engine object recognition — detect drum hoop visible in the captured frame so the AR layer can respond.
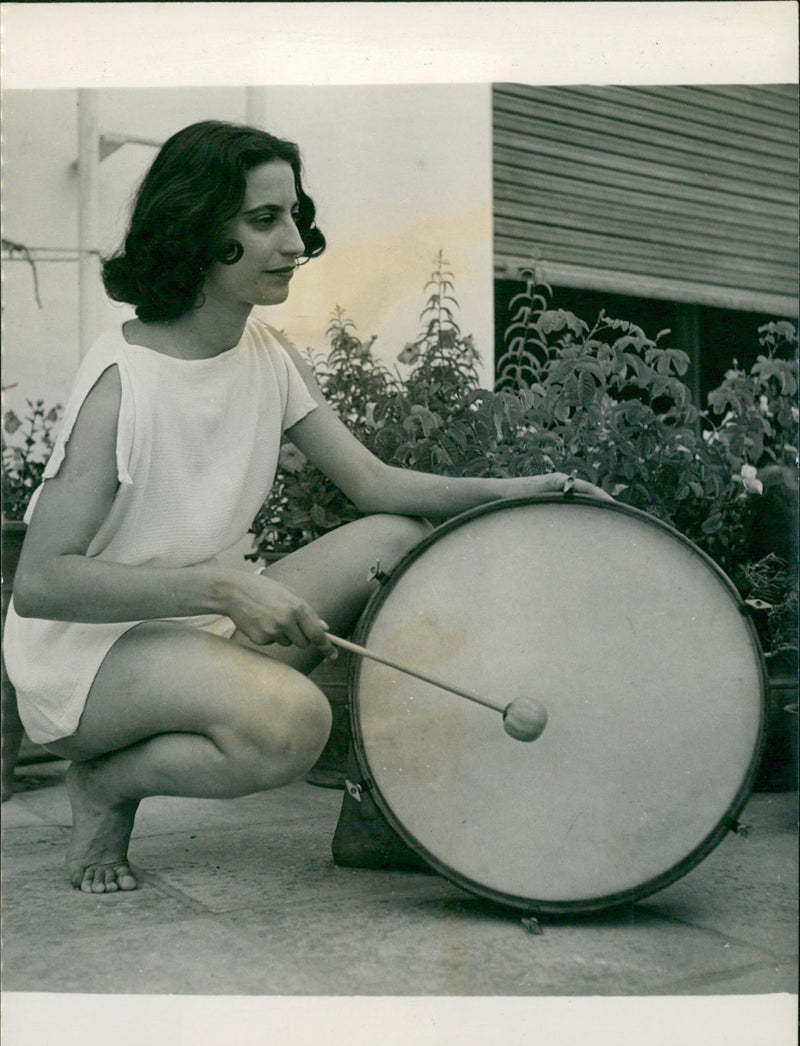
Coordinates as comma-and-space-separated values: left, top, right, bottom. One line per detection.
348, 494, 767, 913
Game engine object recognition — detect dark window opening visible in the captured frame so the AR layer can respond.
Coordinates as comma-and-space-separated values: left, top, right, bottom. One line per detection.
494, 278, 795, 407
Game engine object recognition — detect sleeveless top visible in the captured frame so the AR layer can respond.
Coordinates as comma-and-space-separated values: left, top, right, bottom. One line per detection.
3, 318, 318, 743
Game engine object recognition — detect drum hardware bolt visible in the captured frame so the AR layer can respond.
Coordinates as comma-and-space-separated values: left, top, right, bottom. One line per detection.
521, 914, 544, 935
728, 819, 753, 838
345, 780, 363, 803
367, 561, 389, 585
325, 633, 549, 742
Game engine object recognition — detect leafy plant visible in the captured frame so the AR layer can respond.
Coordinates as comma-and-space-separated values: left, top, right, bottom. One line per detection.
395, 251, 481, 413
368, 251, 482, 475
317, 306, 401, 439
248, 254, 484, 558
2, 399, 62, 522
743, 552, 799, 659
248, 311, 400, 556
490, 272, 798, 607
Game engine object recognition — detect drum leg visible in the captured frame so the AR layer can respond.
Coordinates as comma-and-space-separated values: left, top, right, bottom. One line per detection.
331, 749, 435, 873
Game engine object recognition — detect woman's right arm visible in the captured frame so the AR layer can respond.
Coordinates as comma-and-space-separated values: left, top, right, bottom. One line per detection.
13, 367, 330, 651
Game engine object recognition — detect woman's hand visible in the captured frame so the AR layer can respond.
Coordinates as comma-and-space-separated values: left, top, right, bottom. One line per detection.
223, 573, 335, 655
510, 472, 615, 502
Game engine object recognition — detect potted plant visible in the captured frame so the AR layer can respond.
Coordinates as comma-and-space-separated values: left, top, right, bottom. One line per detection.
2, 398, 62, 799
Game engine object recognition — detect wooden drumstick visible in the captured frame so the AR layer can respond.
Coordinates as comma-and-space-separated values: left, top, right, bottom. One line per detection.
325, 633, 548, 742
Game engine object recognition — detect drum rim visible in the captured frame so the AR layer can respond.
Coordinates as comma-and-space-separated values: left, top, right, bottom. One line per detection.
348, 494, 768, 914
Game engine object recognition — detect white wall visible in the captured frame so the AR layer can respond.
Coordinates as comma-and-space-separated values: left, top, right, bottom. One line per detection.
1, 84, 493, 421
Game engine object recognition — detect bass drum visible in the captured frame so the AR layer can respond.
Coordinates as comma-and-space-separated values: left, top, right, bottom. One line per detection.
348, 496, 765, 913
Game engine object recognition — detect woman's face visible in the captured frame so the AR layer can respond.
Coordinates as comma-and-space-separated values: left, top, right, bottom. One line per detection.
202, 160, 306, 310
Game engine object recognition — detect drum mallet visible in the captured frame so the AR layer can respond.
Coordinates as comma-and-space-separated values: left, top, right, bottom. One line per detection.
325, 633, 548, 742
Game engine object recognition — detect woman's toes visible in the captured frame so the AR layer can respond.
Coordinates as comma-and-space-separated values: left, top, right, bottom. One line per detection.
77, 863, 138, 893
80, 868, 97, 893
103, 868, 120, 892
116, 866, 137, 891
91, 867, 108, 893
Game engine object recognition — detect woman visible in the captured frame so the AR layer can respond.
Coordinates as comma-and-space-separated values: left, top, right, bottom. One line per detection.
4, 121, 608, 894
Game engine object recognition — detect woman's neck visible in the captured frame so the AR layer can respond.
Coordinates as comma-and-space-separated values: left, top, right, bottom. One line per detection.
130, 301, 253, 360
174, 303, 252, 358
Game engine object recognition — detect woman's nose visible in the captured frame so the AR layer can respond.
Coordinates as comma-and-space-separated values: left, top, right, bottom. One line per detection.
282, 218, 305, 257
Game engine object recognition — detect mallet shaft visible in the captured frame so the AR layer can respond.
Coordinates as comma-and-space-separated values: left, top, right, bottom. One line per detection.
325, 632, 503, 713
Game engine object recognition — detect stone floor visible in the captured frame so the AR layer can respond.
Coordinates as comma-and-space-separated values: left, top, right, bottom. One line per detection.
1, 758, 797, 1044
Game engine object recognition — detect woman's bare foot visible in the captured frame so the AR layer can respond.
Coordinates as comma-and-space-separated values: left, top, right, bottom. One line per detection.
65, 762, 140, 893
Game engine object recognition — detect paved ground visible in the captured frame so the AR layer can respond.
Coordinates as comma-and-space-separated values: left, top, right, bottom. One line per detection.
1, 758, 797, 1043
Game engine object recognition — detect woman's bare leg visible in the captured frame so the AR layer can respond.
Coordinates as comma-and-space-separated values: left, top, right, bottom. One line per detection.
50, 623, 332, 893
50, 513, 430, 893
247, 513, 432, 673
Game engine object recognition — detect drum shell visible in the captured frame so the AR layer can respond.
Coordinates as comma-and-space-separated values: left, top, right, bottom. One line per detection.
347, 496, 766, 914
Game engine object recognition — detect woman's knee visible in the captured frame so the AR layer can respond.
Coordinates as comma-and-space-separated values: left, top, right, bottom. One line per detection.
219, 671, 332, 787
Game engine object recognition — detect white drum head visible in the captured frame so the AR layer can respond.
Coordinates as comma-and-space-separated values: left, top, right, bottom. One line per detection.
350, 498, 765, 912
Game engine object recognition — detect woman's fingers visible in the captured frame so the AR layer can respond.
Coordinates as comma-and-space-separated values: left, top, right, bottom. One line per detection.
252, 590, 333, 654
573, 478, 615, 501
545, 472, 614, 502
236, 575, 332, 651
296, 607, 335, 655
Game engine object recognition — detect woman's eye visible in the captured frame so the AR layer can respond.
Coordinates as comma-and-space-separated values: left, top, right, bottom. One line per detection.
250, 211, 300, 228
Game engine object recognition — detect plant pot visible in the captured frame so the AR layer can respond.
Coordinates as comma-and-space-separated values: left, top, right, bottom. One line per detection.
785, 703, 798, 791
754, 649, 800, 792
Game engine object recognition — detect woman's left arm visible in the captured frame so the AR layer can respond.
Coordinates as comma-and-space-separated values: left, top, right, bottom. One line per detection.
280, 339, 611, 520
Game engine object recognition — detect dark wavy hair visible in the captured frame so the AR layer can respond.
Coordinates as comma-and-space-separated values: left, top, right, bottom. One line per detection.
102, 121, 326, 322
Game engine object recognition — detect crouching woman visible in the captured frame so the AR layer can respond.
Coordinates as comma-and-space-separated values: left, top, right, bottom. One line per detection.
3, 121, 608, 893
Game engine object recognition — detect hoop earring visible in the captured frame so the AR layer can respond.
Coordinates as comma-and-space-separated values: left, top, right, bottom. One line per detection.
218, 240, 244, 265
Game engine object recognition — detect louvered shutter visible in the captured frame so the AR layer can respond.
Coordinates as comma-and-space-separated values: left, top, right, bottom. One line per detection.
493, 84, 799, 316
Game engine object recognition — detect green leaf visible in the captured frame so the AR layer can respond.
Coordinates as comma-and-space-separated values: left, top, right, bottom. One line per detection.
554, 402, 571, 423
431, 446, 454, 469
537, 310, 568, 336
578, 370, 597, 406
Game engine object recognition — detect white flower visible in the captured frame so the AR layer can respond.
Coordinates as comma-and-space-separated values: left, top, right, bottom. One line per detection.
278, 442, 307, 474
734, 464, 763, 495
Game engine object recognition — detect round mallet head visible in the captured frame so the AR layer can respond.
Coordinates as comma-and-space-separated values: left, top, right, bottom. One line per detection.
502, 697, 548, 742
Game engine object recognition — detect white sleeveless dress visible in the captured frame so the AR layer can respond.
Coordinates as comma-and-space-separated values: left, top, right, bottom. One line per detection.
3, 318, 317, 744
